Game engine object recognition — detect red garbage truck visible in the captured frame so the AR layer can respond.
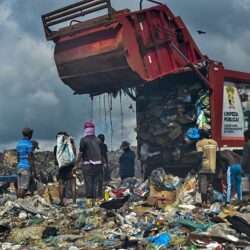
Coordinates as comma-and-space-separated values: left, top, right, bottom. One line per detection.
42, 0, 250, 176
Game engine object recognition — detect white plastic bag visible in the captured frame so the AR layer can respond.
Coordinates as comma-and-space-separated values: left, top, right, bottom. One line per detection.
56, 134, 75, 168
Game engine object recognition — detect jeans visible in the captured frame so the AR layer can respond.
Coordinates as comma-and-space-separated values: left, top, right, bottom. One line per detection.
227, 164, 242, 202
82, 164, 101, 198
97, 166, 104, 198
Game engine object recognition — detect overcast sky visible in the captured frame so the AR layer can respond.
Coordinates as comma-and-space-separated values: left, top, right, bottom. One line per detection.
0, 0, 250, 151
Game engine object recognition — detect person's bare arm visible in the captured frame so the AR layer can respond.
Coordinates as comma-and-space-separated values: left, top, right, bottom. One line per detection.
73, 152, 83, 173
242, 144, 248, 167
232, 151, 242, 163
75, 152, 83, 168
74, 139, 85, 172
71, 139, 77, 156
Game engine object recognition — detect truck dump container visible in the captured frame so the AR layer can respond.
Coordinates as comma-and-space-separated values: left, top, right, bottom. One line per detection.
42, 0, 205, 95
43, 1, 250, 178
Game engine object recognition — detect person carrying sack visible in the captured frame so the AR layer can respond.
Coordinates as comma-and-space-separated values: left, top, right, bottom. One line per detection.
54, 132, 76, 206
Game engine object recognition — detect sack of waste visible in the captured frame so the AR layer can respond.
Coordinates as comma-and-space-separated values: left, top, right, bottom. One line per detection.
150, 168, 166, 190
163, 175, 181, 191
174, 176, 197, 206
56, 134, 75, 168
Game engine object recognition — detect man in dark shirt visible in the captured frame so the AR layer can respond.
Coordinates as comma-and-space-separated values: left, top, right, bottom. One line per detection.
119, 141, 135, 180
242, 130, 250, 195
97, 134, 110, 198
75, 122, 102, 207
54, 132, 76, 206
29, 140, 40, 195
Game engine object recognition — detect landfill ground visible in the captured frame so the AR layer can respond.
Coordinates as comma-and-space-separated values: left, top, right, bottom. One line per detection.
0, 171, 250, 250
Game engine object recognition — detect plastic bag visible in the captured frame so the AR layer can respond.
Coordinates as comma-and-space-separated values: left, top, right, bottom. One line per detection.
182, 177, 197, 194
174, 177, 197, 205
134, 180, 149, 197
150, 168, 165, 190
197, 111, 207, 129
164, 175, 181, 191
147, 232, 171, 245
56, 134, 75, 168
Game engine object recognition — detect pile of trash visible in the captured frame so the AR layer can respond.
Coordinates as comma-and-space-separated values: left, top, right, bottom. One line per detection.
136, 79, 211, 168
0, 149, 142, 183
0, 150, 56, 180
0, 168, 250, 249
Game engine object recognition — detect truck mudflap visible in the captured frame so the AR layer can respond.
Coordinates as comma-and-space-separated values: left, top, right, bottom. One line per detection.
42, 1, 205, 95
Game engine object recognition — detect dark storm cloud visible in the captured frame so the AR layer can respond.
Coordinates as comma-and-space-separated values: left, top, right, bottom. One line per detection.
166, 0, 250, 71
0, 0, 137, 150
0, 0, 84, 148
8, 0, 70, 38
0, 0, 250, 150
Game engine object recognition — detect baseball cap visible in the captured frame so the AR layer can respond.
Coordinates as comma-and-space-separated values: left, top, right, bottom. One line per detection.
84, 122, 95, 128
22, 127, 33, 135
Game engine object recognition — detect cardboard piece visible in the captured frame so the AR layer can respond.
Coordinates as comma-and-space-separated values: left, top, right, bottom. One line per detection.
147, 185, 176, 208
43, 183, 59, 203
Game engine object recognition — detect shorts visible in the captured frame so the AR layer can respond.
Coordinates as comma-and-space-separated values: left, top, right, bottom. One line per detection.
17, 168, 31, 190
58, 165, 74, 181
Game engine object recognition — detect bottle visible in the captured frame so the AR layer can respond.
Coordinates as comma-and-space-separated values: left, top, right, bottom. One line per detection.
104, 187, 111, 201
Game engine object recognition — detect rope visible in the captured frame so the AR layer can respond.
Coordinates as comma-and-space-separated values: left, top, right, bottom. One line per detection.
108, 94, 113, 150
104, 94, 108, 135
119, 91, 124, 139
90, 96, 94, 121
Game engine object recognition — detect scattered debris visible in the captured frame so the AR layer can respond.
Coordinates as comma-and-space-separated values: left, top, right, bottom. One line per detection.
0, 168, 249, 249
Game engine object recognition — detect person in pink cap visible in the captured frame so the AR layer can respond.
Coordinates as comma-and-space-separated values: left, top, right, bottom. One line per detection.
75, 122, 102, 207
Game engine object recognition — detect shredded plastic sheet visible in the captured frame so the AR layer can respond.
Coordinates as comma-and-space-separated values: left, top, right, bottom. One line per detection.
174, 219, 213, 231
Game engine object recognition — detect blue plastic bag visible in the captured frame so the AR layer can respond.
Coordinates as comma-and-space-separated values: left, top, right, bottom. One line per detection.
147, 232, 171, 246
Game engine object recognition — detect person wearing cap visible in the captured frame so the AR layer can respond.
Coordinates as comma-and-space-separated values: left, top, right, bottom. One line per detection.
74, 122, 102, 207
119, 141, 135, 180
16, 127, 37, 198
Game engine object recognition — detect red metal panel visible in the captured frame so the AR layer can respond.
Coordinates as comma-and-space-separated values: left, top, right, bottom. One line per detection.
209, 63, 225, 148
209, 64, 250, 148
224, 69, 250, 84
53, 5, 205, 94
221, 69, 250, 147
